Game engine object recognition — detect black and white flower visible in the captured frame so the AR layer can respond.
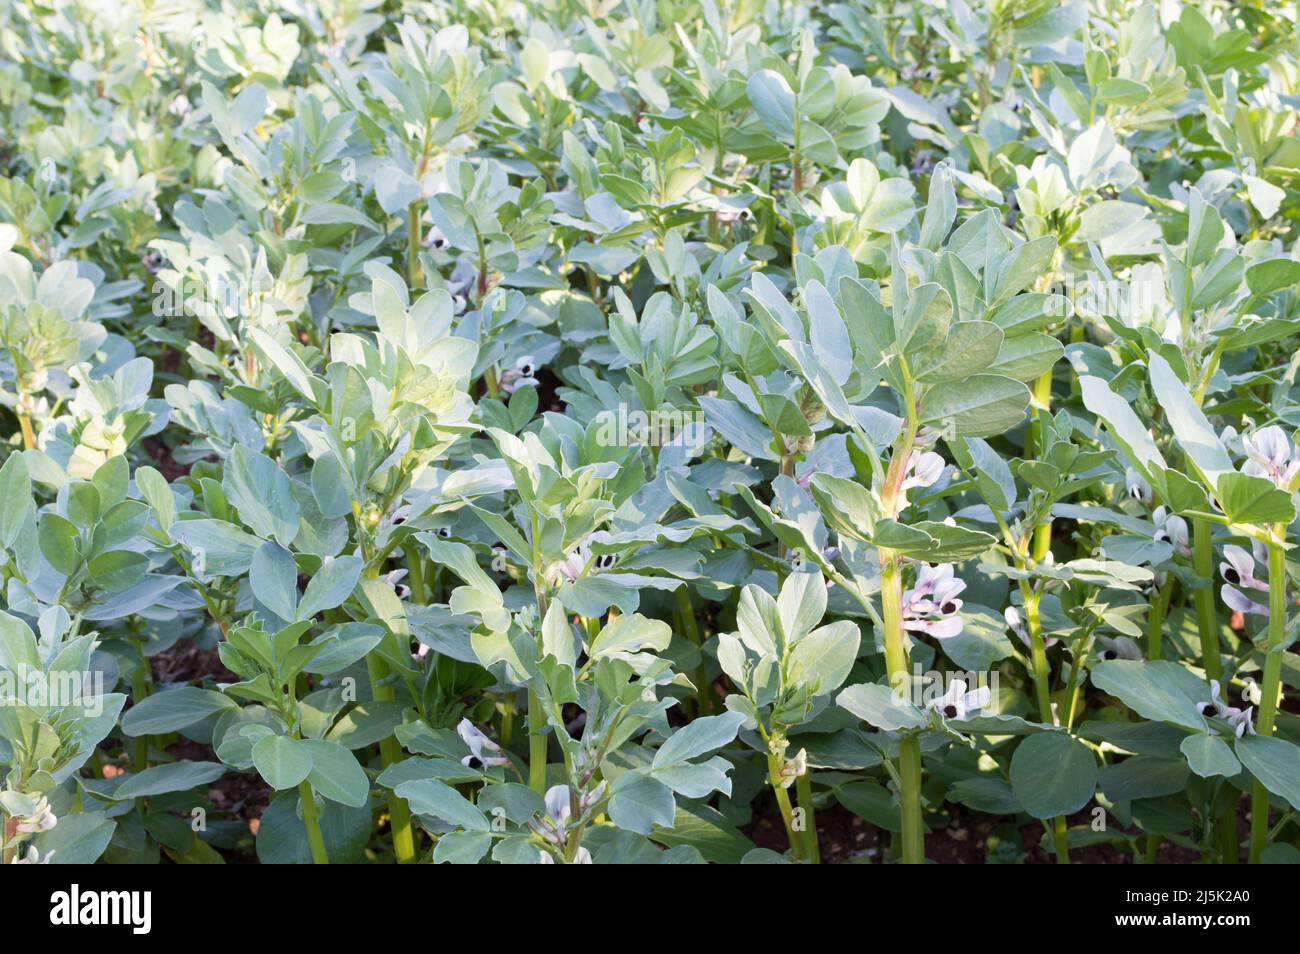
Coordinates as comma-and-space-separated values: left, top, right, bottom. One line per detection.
456, 718, 510, 769
926, 678, 991, 720
901, 563, 965, 639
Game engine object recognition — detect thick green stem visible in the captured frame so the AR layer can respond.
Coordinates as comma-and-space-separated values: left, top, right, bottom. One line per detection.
527, 687, 547, 794
881, 554, 924, 864
1147, 578, 1173, 661
1051, 816, 1070, 864
766, 751, 805, 862
1191, 519, 1223, 681
1192, 518, 1237, 861
129, 641, 151, 772
795, 771, 820, 863
406, 202, 423, 289
1024, 588, 1069, 863
1144, 579, 1173, 862
1249, 533, 1288, 863
366, 654, 416, 864
298, 781, 330, 864
676, 587, 713, 715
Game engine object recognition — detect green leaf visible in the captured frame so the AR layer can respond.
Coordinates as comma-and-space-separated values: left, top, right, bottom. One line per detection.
302, 740, 370, 808
808, 473, 877, 542
433, 830, 493, 864
0, 452, 32, 548
1216, 472, 1295, 526
396, 778, 490, 831
121, 687, 237, 737
297, 556, 363, 620
788, 620, 860, 697
250, 541, 299, 621
588, 613, 672, 659
1246, 258, 1300, 297
33, 812, 115, 865
1180, 734, 1242, 779
653, 711, 746, 768
1090, 660, 1208, 731
608, 774, 677, 835
1235, 735, 1300, 809
0, 610, 39, 672
115, 761, 226, 800
747, 70, 796, 140
921, 374, 1029, 438
1009, 732, 1098, 819
255, 794, 370, 864
1080, 374, 1167, 478
837, 682, 926, 730
1099, 756, 1189, 801
1147, 353, 1233, 486
251, 734, 313, 790
223, 445, 301, 547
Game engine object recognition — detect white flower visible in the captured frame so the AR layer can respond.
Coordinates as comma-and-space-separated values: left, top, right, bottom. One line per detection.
1152, 506, 1190, 557
1222, 585, 1268, 615
545, 542, 589, 586
544, 536, 616, 586
1219, 544, 1268, 592
1241, 425, 1300, 489
1125, 468, 1152, 506
456, 719, 510, 769
1004, 605, 1057, 649
500, 355, 539, 394
538, 846, 592, 864
530, 784, 575, 846
900, 450, 945, 493
1226, 707, 1255, 737
1239, 676, 1262, 706
15, 794, 56, 835
901, 563, 965, 639
1195, 680, 1256, 736
775, 748, 807, 789
8, 846, 53, 864
1095, 636, 1141, 661
927, 678, 991, 720
423, 226, 449, 250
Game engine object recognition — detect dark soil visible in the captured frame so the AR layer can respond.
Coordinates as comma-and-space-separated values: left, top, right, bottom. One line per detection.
165, 737, 269, 829
150, 636, 237, 685
746, 800, 1213, 864
142, 435, 190, 480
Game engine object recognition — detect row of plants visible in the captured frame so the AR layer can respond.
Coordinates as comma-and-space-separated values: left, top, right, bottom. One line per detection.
0, 0, 1298, 864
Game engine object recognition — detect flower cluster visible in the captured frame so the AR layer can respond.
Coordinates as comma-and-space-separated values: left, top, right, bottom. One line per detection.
1195, 680, 1255, 737
457, 719, 511, 770
901, 564, 965, 639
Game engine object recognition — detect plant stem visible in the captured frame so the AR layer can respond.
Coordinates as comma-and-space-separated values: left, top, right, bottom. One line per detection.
17, 411, 36, 450
676, 587, 712, 715
1144, 579, 1174, 862
406, 202, 422, 289
1023, 587, 1069, 863
1191, 519, 1223, 681
1248, 532, 1287, 863
1147, 578, 1173, 661
366, 653, 416, 864
881, 553, 925, 864
128, 638, 151, 772
298, 781, 330, 864
527, 686, 547, 794
795, 771, 820, 863
1192, 519, 1239, 863
766, 750, 805, 862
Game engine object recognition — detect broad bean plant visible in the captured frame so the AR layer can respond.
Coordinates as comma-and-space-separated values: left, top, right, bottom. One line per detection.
0, 0, 1298, 865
